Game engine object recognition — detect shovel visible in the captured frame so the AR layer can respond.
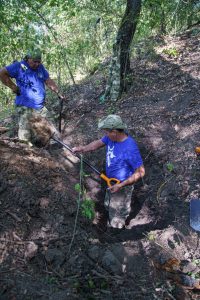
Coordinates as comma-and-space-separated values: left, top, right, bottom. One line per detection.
51, 135, 120, 188
58, 97, 64, 133
190, 199, 200, 232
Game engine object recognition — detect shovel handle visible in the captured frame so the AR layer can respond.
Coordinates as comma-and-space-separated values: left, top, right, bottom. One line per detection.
195, 147, 200, 155
100, 173, 120, 187
58, 98, 64, 133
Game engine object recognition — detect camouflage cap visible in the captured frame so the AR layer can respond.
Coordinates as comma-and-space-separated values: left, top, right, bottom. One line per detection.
98, 114, 127, 130
26, 48, 42, 60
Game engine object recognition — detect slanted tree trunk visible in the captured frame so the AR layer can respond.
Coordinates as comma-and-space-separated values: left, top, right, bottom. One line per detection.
104, 0, 142, 101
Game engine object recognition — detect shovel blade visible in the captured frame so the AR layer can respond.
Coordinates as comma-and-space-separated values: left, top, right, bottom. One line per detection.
190, 199, 200, 232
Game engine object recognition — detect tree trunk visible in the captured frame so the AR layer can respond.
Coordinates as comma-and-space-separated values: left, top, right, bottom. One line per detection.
160, 7, 166, 35
104, 0, 142, 101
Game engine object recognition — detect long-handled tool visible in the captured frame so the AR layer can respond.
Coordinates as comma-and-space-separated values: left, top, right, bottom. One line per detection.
52, 136, 120, 187
190, 199, 200, 232
58, 97, 64, 133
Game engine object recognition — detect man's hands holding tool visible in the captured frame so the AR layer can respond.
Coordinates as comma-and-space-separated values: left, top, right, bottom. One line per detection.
72, 146, 86, 153
108, 183, 122, 193
58, 93, 67, 101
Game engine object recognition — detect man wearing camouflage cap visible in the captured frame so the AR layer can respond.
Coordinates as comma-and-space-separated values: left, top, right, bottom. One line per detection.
0, 48, 66, 146
73, 114, 145, 230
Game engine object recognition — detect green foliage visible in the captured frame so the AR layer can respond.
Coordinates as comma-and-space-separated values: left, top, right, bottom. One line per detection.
74, 183, 81, 192
138, 0, 200, 38
81, 198, 95, 220
106, 103, 116, 114
162, 48, 179, 57
0, 0, 198, 74
99, 94, 106, 104
46, 275, 58, 285
0, 0, 198, 76
100, 280, 109, 289
0, 0, 199, 119
187, 271, 200, 279
87, 277, 95, 289
166, 162, 175, 172
147, 232, 156, 241
74, 183, 95, 220
191, 27, 200, 36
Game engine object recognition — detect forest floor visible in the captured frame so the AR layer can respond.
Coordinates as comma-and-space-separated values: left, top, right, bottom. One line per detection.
0, 27, 200, 300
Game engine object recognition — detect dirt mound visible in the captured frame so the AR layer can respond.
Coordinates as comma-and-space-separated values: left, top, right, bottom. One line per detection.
0, 28, 200, 299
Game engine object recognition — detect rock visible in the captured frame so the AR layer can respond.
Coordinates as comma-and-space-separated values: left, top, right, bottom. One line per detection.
101, 250, 122, 275
25, 242, 38, 259
181, 260, 199, 274
88, 245, 102, 261
172, 286, 190, 300
68, 255, 79, 266
29, 114, 60, 146
45, 248, 65, 268
0, 126, 9, 134
39, 197, 50, 208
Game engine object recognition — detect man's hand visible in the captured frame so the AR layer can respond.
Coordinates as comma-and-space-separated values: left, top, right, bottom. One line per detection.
13, 86, 20, 96
72, 146, 85, 153
58, 93, 66, 101
45, 78, 67, 101
108, 183, 122, 193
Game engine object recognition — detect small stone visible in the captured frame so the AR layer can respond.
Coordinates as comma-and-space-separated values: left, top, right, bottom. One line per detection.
25, 242, 38, 259
102, 250, 122, 274
45, 248, 65, 267
39, 197, 50, 208
88, 245, 102, 261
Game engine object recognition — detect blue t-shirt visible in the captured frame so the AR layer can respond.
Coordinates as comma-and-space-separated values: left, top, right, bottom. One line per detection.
6, 60, 49, 109
101, 135, 143, 181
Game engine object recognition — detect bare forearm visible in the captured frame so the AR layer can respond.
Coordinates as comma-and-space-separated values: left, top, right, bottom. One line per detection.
73, 140, 105, 153
119, 165, 145, 188
83, 141, 103, 152
0, 68, 17, 92
109, 165, 145, 193
45, 78, 59, 94
45, 78, 66, 100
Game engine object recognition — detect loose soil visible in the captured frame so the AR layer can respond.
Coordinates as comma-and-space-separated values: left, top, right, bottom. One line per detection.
0, 28, 200, 299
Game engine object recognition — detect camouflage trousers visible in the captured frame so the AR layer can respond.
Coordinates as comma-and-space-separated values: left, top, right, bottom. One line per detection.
16, 106, 55, 144
104, 185, 134, 229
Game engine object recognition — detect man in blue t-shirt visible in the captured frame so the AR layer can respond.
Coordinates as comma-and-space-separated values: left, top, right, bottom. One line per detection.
0, 48, 66, 146
73, 114, 145, 230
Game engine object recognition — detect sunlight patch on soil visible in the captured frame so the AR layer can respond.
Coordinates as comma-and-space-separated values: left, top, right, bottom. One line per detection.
178, 124, 200, 139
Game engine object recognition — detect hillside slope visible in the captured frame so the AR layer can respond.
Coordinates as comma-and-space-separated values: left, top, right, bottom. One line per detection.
0, 28, 200, 299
